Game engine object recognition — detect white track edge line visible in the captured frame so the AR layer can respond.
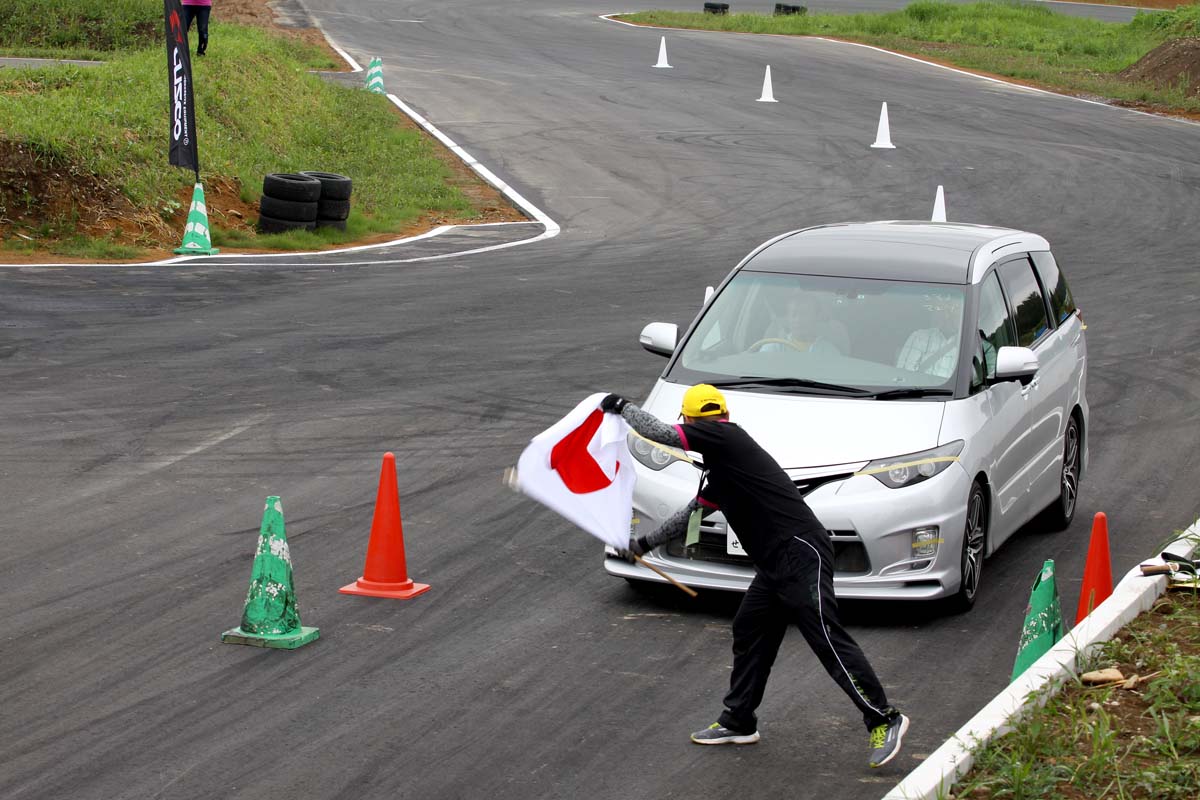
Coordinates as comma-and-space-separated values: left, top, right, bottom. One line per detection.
882, 520, 1200, 800
322, 28, 362, 72
384, 94, 560, 235
599, 14, 1200, 128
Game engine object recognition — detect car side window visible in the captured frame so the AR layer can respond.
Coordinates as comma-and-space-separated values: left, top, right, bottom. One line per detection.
971, 272, 1015, 391
1031, 251, 1077, 324
997, 257, 1052, 348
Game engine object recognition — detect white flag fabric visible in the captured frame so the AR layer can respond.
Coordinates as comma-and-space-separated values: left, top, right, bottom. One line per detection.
516, 393, 635, 551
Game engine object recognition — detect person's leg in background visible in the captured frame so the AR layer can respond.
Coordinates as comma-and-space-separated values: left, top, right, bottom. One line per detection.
182, 5, 199, 46
193, 6, 210, 56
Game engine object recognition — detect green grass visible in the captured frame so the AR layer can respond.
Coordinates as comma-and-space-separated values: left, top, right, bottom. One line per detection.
0, 0, 160, 59
624, 3, 1200, 112
955, 581, 1200, 799
215, 211, 375, 250
53, 234, 146, 260
0, 20, 480, 251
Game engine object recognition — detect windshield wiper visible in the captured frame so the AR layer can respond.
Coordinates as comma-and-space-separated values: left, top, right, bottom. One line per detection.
868, 388, 954, 400
709, 377, 872, 396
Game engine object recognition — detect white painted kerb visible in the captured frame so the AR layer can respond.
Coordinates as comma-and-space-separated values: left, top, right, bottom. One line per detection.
883, 522, 1200, 800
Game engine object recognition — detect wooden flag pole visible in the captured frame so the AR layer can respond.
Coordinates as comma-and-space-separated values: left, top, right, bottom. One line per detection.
635, 554, 698, 598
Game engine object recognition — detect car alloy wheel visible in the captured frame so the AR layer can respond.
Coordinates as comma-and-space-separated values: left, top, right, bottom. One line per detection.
949, 481, 987, 612
1060, 418, 1080, 520
1043, 416, 1081, 532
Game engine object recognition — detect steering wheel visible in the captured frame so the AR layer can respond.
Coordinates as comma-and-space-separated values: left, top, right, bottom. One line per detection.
748, 337, 809, 353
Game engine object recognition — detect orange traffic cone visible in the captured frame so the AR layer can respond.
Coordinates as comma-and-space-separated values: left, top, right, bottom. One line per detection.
1075, 512, 1113, 624
340, 452, 430, 600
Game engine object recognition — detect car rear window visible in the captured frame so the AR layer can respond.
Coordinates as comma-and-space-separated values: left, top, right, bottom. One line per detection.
1031, 252, 1077, 324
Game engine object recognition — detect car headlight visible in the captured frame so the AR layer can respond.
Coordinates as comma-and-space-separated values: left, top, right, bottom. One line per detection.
861, 441, 964, 489
627, 431, 683, 471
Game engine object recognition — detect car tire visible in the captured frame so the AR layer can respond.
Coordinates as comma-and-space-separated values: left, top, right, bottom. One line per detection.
316, 198, 351, 221
259, 194, 318, 222
315, 218, 347, 231
1041, 415, 1081, 532
257, 214, 316, 234
946, 480, 987, 613
300, 171, 353, 201
262, 173, 322, 203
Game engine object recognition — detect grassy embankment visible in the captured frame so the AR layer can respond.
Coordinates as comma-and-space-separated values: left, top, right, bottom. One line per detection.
0, 0, 496, 258
624, 3, 1200, 114
958, 576, 1200, 798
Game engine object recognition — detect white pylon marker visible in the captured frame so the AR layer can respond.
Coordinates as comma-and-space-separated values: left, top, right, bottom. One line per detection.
653, 36, 672, 69
871, 102, 895, 149
757, 65, 777, 103
931, 185, 947, 222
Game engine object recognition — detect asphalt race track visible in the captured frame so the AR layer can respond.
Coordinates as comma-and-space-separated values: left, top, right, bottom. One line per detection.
2, 1, 1198, 798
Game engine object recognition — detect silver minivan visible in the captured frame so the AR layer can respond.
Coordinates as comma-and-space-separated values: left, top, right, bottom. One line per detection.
605, 221, 1088, 610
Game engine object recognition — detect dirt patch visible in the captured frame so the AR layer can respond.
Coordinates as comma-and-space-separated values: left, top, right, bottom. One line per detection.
0, 0, 527, 263
0, 141, 264, 262
222, 0, 339, 57
1119, 37, 1200, 97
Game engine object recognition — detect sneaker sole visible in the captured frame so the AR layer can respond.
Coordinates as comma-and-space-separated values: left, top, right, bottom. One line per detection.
869, 715, 910, 767
691, 732, 760, 745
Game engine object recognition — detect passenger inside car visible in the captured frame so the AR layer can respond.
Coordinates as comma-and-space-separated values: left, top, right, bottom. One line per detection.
894, 293, 963, 380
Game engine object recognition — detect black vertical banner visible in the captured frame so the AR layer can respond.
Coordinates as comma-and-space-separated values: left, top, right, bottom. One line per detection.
164, 0, 199, 177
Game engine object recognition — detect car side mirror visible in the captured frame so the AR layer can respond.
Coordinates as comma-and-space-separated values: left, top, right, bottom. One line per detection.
639, 322, 677, 357
991, 346, 1039, 386
704, 286, 714, 304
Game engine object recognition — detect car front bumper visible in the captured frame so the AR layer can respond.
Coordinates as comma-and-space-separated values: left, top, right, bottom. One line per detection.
605, 460, 972, 601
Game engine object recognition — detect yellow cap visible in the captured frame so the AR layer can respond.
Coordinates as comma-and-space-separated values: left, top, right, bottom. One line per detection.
681, 384, 728, 418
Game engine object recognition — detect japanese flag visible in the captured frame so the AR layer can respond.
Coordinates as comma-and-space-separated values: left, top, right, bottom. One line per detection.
516, 393, 635, 551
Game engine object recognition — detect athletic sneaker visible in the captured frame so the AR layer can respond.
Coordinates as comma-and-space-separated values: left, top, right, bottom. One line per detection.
690, 722, 760, 745
868, 714, 910, 767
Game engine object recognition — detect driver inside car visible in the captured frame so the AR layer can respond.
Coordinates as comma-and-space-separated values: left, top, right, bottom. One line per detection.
755, 293, 850, 355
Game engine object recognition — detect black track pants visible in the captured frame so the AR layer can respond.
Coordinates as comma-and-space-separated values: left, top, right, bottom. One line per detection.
183, 5, 210, 54
717, 535, 895, 733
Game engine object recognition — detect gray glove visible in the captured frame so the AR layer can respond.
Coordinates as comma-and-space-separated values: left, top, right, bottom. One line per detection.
616, 537, 646, 563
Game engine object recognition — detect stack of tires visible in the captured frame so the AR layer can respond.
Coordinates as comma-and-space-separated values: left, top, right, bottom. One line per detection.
302, 171, 353, 231
257, 172, 353, 234
773, 3, 805, 14
258, 173, 321, 234
703, 2, 729, 13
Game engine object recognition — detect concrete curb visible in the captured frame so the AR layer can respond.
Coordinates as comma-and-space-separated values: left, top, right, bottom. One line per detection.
883, 521, 1200, 800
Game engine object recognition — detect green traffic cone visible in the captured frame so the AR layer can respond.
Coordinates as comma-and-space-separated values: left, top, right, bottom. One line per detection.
1011, 559, 1064, 681
173, 182, 220, 255
221, 496, 319, 649
364, 56, 386, 94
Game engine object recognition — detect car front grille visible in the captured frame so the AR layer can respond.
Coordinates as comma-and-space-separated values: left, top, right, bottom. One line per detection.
658, 471, 866, 573
664, 527, 870, 575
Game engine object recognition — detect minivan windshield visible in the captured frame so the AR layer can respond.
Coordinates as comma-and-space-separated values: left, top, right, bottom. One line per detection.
669, 272, 965, 395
